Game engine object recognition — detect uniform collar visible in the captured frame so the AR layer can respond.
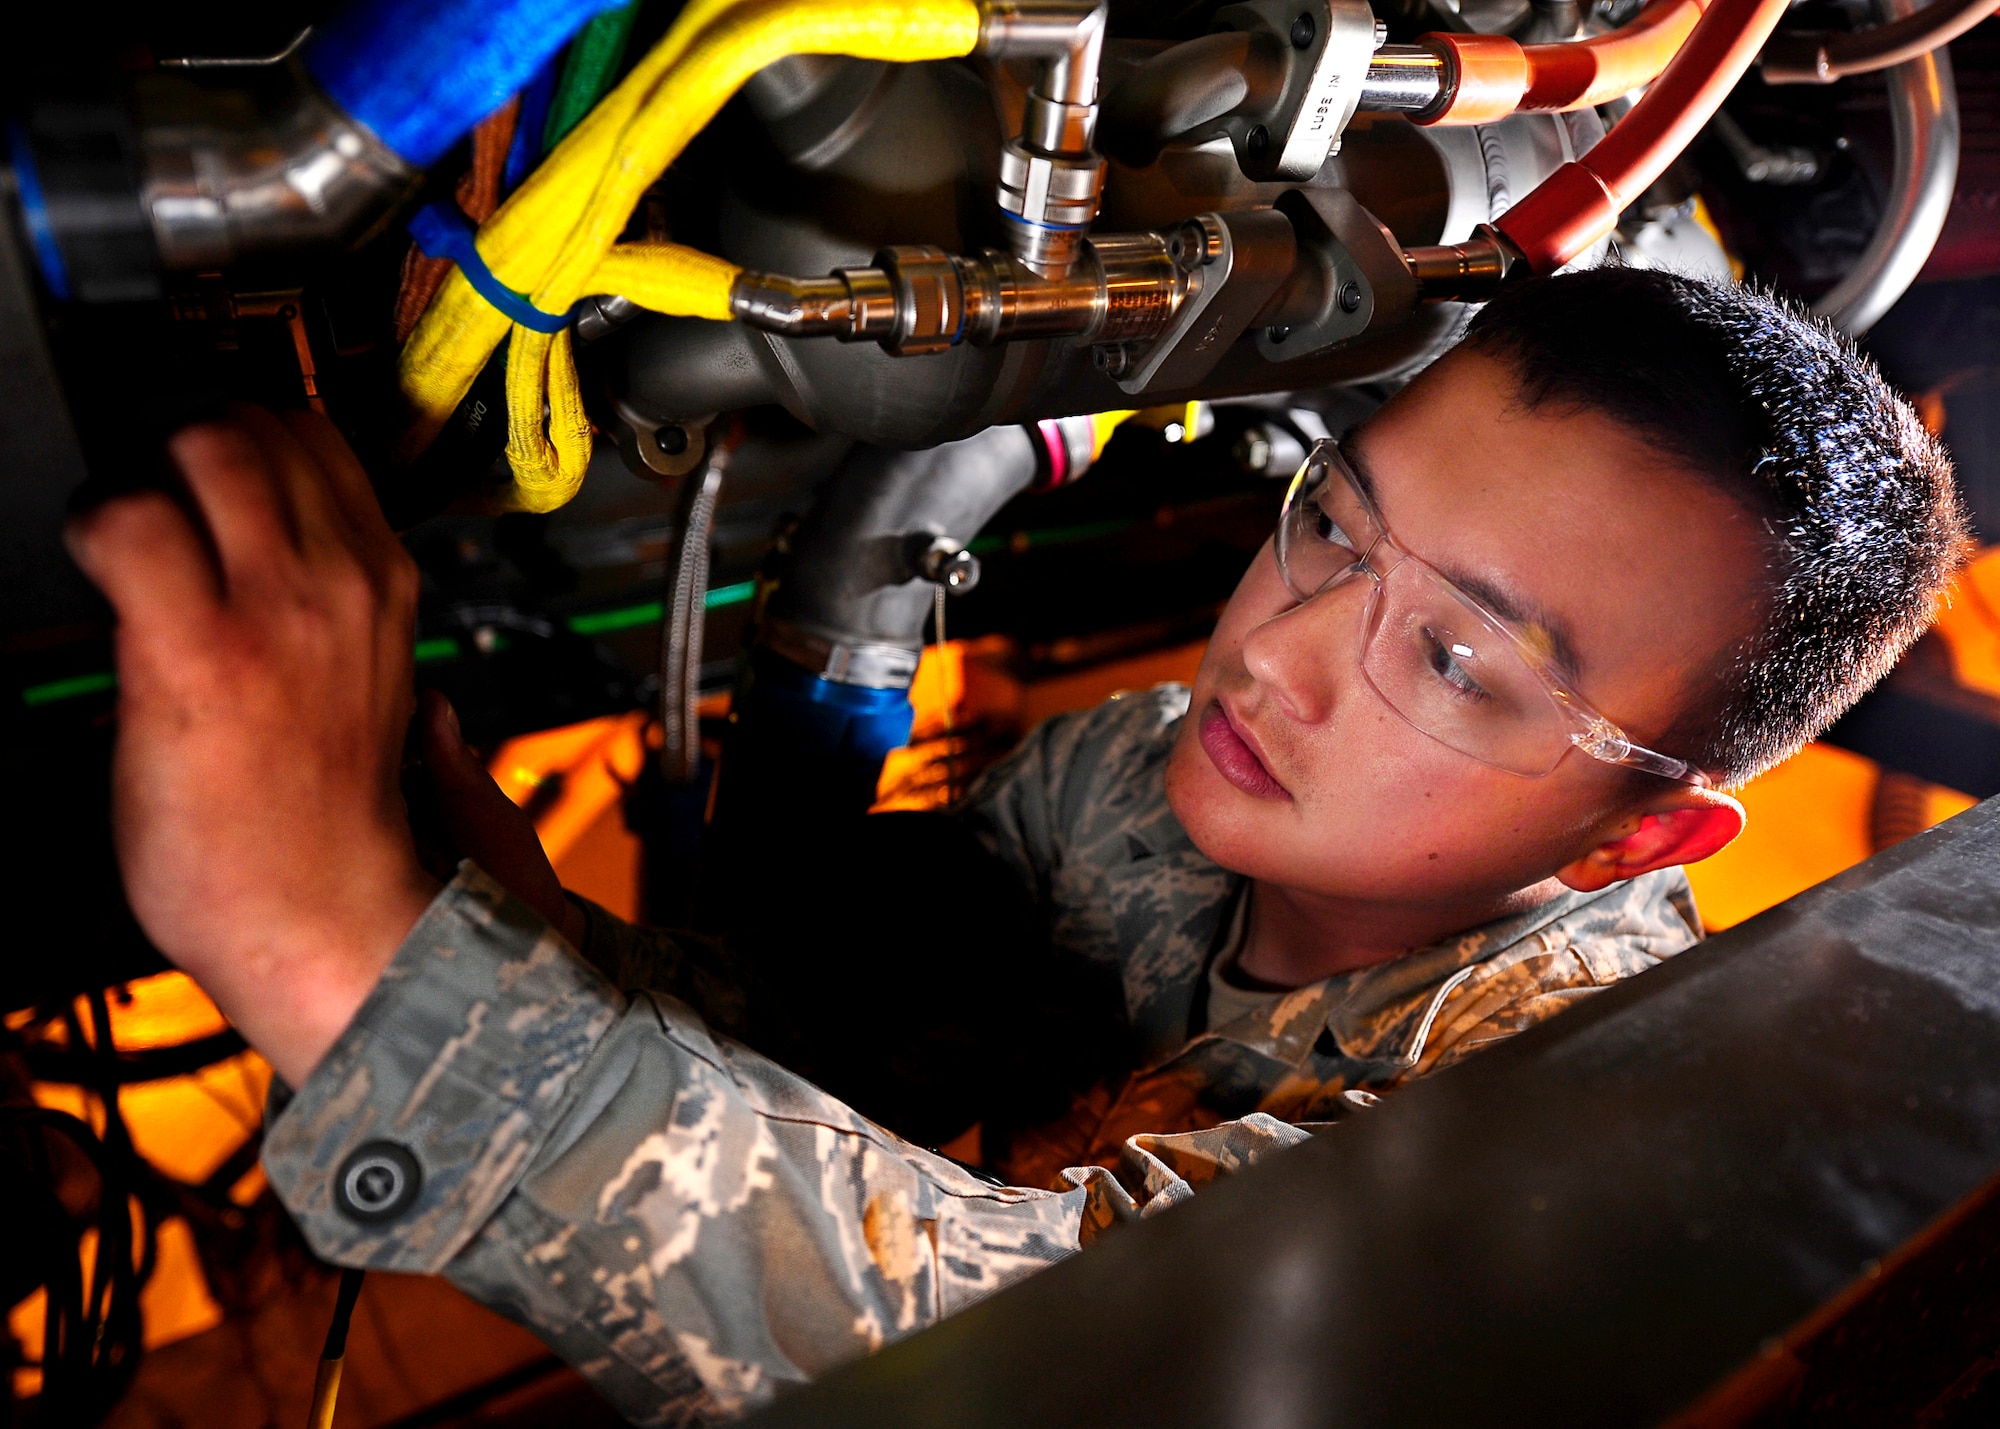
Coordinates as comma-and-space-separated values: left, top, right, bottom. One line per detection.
1200, 883, 1627, 1070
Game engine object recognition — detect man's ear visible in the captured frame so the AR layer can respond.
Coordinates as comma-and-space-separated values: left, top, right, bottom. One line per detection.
1556, 787, 1746, 893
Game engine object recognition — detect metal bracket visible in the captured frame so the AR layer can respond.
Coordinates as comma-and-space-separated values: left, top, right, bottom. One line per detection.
1255, 188, 1416, 362
1212, 0, 1380, 182
1113, 207, 1296, 395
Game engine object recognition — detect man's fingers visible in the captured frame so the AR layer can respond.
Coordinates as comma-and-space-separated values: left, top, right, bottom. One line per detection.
283, 408, 397, 554
167, 420, 302, 590
229, 405, 350, 558
66, 489, 223, 636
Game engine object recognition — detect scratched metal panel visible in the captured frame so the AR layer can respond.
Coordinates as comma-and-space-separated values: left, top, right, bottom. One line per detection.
746, 796, 2000, 1428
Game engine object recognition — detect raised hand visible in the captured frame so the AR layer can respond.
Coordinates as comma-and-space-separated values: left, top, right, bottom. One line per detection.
66, 408, 439, 1087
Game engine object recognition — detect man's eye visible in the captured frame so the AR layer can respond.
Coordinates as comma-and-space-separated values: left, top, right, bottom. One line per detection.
1313, 505, 1353, 549
1423, 629, 1489, 701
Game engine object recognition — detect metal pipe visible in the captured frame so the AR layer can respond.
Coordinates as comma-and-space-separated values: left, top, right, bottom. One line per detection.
1763, 0, 1999, 84
1814, 0, 1961, 336
1360, 48, 1449, 113
729, 229, 1194, 354
135, 67, 416, 272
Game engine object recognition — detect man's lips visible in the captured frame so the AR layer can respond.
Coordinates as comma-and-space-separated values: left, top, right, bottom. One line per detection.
1197, 700, 1290, 801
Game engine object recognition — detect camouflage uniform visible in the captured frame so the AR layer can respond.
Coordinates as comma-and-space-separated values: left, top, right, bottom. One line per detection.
263, 684, 1701, 1423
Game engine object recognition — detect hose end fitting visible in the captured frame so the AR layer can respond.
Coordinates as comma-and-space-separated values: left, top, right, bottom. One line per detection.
1411, 33, 1530, 126
1401, 224, 1530, 301
980, 0, 1110, 279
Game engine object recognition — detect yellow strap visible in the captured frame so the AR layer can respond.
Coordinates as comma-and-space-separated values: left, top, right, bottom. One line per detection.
398, 0, 982, 510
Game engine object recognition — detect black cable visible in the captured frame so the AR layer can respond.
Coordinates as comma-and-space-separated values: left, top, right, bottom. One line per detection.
322, 1268, 366, 1362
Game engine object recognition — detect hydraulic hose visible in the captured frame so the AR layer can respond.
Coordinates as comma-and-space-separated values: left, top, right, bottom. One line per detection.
1763, 0, 2000, 84
396, 0, 984, 513
1362, 0, 1711, 123
1494, 0, 1793, 273
1814, 0, 1961, 335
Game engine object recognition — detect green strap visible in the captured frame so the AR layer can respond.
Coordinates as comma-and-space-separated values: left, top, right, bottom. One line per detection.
542, 1, 642, 153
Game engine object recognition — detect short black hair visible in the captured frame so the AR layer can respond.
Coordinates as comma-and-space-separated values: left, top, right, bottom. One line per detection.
1458, 266, 1966, 787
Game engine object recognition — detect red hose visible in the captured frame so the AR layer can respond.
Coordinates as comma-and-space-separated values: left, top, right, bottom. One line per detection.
1495, 0, 1794, 273
1419, 0, 1710, 124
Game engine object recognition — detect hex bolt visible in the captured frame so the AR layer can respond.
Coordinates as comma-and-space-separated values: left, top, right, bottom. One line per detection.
1290, 11, 1316, 48
1247, 125, 1270, 158
1266, 324, 1291, 344
918, 541, 981, 593
1094, 343, 1132, 376
1338, 281, 1363, 313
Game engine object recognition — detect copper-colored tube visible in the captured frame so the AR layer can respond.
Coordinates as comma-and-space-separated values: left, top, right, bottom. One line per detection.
1495, 0, 1793, 272
1519, 0, 1710, 108
1762, 0, 1999, 83
1412, 0, 1711, 123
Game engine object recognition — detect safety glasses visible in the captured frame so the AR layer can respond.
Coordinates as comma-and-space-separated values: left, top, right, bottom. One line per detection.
1274, 439, 1708, 786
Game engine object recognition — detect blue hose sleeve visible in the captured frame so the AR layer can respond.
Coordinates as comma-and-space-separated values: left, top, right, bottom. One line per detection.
7, 123, 71, 301
304, 0, 628, 168
745, 653, 916, 763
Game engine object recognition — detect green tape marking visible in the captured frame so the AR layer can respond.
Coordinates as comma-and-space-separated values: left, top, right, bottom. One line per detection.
22, 671, 117, 707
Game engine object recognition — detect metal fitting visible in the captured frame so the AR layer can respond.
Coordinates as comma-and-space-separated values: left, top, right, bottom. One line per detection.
729, 227, 1196, 355
1400, 224, 1529, 302
914, 537, 982, 593
135, 63, 415, 271
1358, 46, 1448, 115
979, 0, 1110, 279
1210, 0, 1381, 181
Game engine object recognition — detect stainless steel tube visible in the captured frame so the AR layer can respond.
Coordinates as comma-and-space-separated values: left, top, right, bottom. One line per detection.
1359, 47, 1448, 114
1813, 0, 1961, 336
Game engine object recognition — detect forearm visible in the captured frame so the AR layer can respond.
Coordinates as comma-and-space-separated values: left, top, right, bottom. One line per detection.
263, 864, 1094, 1422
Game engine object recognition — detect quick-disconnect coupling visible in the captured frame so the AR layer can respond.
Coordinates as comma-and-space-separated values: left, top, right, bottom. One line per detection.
728, 230, 1192, 354
979, 0, 1110, 279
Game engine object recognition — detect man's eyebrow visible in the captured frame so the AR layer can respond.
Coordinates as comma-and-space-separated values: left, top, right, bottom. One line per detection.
1340, 437, 1383, 509
1439, 565, 1587, 689
1341, 437, 1587, 688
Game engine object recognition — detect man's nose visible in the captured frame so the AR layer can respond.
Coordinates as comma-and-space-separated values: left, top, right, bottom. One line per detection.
1241, 567, 1371, 725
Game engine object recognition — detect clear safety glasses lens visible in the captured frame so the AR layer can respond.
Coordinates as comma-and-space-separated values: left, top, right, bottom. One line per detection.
1277, 447, 1577, 779
1275, 448, 1376, 600
1358, 560, 1576, 777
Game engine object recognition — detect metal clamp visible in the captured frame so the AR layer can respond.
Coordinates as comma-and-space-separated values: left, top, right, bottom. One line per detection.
1110, 208, 1297, 395
1255, 188, 1416, 362
1211, 0, 1381, 181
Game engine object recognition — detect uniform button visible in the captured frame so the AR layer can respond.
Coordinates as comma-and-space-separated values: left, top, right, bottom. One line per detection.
335, 1141, 422, 1223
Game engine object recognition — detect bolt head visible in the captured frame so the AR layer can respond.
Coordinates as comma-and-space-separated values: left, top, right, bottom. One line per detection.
1266, 324, 1290, 344
655, 425, 690, 456
1290, 11, 1316, 48
1246, 124, 1270, 158
1338, 281, 1363, 313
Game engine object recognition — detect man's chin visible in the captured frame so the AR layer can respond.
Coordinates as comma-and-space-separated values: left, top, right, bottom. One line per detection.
1164, 737, 1291, 880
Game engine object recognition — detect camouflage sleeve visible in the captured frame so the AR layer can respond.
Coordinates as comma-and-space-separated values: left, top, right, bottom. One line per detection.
566, 892, 752, 1042
262, 864, 1299, 1423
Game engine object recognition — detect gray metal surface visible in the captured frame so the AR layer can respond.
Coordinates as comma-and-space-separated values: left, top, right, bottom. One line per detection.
746, 796, 2000, 1427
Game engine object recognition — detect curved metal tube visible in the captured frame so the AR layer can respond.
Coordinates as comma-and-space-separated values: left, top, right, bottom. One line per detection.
1815, 0, 1960, 337
1763, 0, 1998, 83
136, 67, 416, 272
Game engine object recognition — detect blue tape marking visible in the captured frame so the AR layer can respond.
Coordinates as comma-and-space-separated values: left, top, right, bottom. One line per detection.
8, 123, 71, 302
408, 202, 574, 333
998, 208, 1088, 236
